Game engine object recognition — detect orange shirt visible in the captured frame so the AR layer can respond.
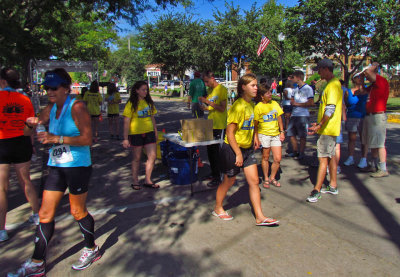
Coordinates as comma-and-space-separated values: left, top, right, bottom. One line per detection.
0, 90, 34, 139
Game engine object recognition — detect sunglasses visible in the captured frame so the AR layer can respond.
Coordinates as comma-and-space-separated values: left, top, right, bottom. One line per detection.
44, 85, 59, 91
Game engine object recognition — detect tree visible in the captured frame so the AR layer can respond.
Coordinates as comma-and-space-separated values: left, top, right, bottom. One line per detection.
212, 2, 260, 80
249, 0, 303, 79
286, 0, 400, 84
106, 35, 149, 86
141, 13, 202, 96
0, 0, 192, 82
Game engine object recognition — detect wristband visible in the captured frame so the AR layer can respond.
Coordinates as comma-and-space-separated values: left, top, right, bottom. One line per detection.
59, 136, 64, 144
24, 122, 33, 129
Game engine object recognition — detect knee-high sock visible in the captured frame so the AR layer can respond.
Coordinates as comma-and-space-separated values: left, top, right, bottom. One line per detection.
78, 213, 95, 248
32, 221, 55, 260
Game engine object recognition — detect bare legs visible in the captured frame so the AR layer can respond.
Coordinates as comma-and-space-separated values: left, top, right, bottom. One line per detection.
131, 143, 156, 185
261, 146, 282, 181
214, 164, 270, 224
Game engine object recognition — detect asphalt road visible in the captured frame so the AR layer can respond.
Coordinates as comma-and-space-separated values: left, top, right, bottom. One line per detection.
1, 98, 400, 276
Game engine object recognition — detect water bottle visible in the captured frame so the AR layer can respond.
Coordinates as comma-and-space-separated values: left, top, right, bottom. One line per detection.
36, 123, 46, 133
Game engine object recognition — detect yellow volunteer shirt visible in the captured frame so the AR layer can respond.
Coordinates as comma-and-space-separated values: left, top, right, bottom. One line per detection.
83, 92, 102, 115
207, 84, 228, 129
107, 92, 121, 115
123, 99, 157, 134
224, 98, 255, 149
318, 77, 343, 136
254, 100, 283, 136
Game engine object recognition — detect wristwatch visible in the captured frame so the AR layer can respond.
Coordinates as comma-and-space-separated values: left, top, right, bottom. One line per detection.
59, 136, 64, 144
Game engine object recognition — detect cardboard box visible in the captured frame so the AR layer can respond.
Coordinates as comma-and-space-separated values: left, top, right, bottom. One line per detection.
180, 118, 213, 142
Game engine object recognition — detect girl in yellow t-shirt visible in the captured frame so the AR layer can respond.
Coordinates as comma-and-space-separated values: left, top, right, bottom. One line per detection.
254, 84, 285, 188
213, 73, 279, 226
106, 83, 121, 139
122, 81, 159, 190
83, 81, 102, 143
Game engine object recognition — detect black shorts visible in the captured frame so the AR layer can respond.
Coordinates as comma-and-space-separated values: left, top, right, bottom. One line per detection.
107, 113, 119, 118
221, 143, 257, 177
91, 114, 100, 118
44, 166, 92, 195
283, 105, 293, 113
129, 131, 156, 147
0, 136, 32, 164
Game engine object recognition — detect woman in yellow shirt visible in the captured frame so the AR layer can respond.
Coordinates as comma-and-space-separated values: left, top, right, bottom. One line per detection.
122, 81, 159, 190
83, 81, 102, 143
254, 85, 285, 188
212, 73, 279, 226
106, 83, 121, 139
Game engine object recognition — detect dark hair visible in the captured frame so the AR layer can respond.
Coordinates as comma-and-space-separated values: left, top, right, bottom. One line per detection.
293, 70, 305, 80
128, 81, 154, 113
259, 78, 267, 85
89, 80, 99, 93
285, 79, 294, 88
255, 83, 271, 103
81, 87, 88, 97
44, 68, 72, 92
107, 83, 117, 95
203, 71, 215, 79
0, 67, 20, 89
237, 73, 257, 100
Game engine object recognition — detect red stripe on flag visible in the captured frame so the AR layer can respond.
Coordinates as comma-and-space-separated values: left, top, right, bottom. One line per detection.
257, 36, 270, 56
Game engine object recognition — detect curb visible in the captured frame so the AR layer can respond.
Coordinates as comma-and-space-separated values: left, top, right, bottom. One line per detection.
387, 113, 400, 124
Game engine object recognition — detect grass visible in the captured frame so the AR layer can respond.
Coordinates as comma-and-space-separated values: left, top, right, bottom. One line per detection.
386, 97, 400, 112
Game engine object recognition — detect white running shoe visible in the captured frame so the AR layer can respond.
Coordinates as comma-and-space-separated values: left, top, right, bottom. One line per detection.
72, 245, 101, 270
344, 156, 354, 166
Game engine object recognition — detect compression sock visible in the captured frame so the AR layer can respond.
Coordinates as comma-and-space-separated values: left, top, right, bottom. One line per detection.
32, 221, 55, 260
379, 162, 387, 171
77, 213, 95, 248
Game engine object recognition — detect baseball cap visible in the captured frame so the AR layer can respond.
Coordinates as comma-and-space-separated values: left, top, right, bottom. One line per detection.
352, 72, 362, 80
312, 58, 334, 71
42, 72, 68, 87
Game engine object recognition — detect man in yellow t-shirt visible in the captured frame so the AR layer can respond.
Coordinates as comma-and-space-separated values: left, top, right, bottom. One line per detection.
198, 71, 228, 187
307, 58, 342, 203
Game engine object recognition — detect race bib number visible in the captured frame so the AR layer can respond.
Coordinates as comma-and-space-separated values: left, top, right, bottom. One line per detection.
50, 144, 73, 164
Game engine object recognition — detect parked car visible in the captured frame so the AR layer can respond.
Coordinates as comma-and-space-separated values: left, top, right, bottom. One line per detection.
118, 86, 128, 94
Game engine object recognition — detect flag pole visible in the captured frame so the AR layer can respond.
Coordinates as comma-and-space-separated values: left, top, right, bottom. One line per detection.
258, 32, 282, 53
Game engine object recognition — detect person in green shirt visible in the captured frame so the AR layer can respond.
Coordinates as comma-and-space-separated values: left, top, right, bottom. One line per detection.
188, 71, 206, 118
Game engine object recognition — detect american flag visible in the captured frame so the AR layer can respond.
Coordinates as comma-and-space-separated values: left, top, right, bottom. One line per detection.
257, 35, 270, 56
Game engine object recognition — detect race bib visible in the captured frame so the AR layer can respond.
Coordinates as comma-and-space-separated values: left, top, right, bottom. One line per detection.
50, 144, 73, 164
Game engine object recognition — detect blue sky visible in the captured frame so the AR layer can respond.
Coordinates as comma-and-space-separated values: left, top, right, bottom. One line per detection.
117, 0, 299, 36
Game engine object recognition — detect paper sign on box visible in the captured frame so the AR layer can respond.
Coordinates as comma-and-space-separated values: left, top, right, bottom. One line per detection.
180, 118, 213, 142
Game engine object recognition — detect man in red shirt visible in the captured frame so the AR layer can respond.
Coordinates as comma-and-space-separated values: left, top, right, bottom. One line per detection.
361, 62, 389, 177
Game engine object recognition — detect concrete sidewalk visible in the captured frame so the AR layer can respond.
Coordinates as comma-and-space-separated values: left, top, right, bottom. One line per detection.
1, 99, 399, 276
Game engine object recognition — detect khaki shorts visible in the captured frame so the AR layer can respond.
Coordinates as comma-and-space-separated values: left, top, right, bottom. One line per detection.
317, 135, 336, 158
258, 134, 282, 148
362, 113, 387, 148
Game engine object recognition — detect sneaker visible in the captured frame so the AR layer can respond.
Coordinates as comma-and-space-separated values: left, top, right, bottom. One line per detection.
206, 178, 220, 188
28, 213, 39, 225
360, 164, 377, 173
72, 245, 101, 271
357, 159, 368, 169
344, 156, 354, 166
0, 229, 9, 242
7, 259, 45, 277
296, 152, 306, 160
307, 190, 321, 203
321, 185, 339, 195
370, 169, 389, 178
287, 152, 299, 158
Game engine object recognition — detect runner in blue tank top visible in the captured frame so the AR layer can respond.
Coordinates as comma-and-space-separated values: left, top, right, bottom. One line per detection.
8, 68, 101, 277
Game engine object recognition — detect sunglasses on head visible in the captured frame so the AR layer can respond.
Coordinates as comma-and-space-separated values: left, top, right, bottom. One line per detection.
44, 85, 59, 91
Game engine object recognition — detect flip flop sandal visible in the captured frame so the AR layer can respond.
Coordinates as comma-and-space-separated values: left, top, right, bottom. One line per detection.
262, 179, 270, 189
131, 184, 142, 190
270, 179, 281, 187
212, 211, 234, 221
143, 183, 160, 189
256, 218, 280, 226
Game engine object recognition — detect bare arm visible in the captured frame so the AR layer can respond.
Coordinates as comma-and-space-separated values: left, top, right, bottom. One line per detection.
122, 116, 131, 148
226, 123, 243, 167
291, 98, 314, 107
278, 116, 285, 141
151, 115, 158, 140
